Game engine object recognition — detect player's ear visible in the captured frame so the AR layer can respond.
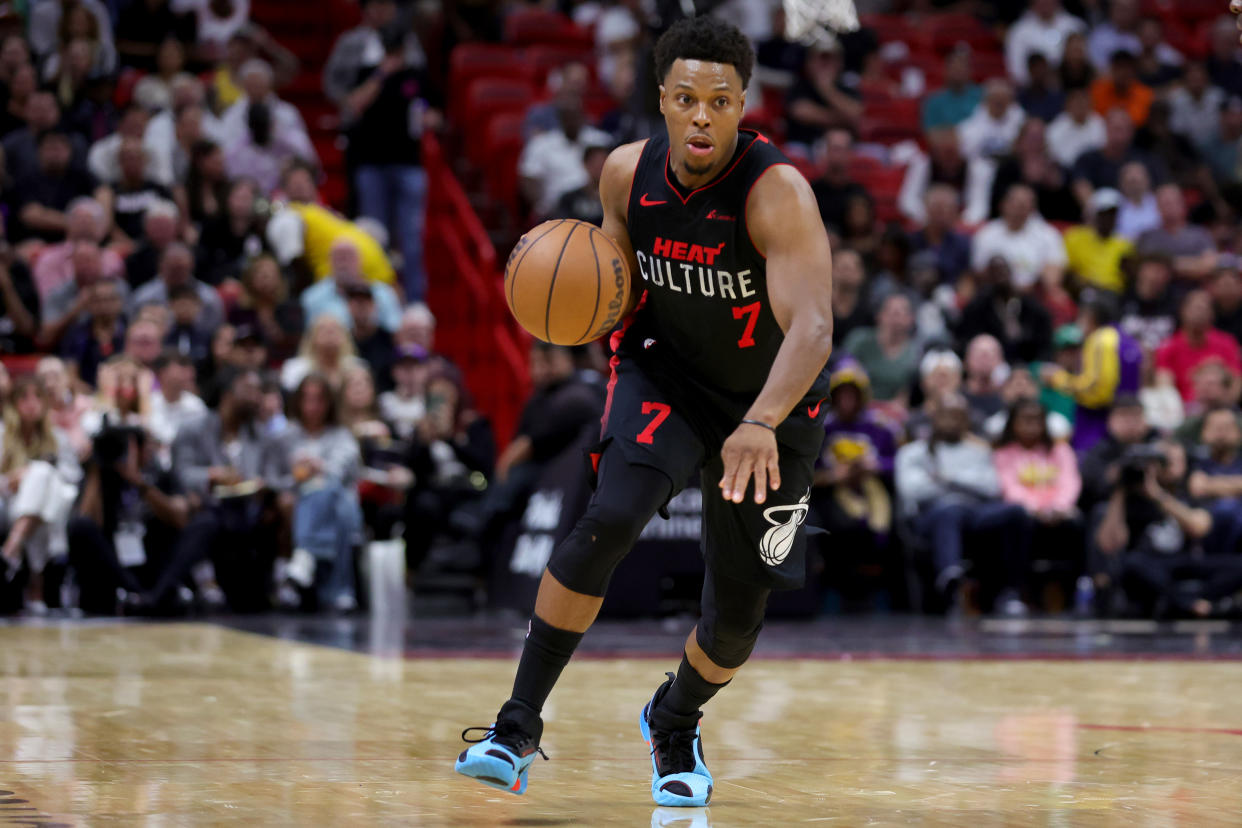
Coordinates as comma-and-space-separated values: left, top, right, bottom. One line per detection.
739, 87, 746, 115
658, 84, 666, 114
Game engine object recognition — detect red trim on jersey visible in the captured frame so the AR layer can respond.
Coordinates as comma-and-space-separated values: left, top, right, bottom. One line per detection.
743, 161, 798, 260
623, 140, 646, 217
661, 128, 766, 206
600, 291, 647, 435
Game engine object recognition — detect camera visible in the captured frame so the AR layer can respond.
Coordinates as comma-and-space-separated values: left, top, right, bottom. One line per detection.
1119, 443, 1166, 493
92, 423, 147, 467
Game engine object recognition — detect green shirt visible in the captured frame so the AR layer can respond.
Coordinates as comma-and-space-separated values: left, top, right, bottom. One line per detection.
841, 328, 921, 402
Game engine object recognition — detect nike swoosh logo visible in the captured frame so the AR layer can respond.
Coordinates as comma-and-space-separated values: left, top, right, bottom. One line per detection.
807, 398, 826, 418
639, 193, 666, 206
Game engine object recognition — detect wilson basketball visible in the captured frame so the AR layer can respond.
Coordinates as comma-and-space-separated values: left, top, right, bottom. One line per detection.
504, 219, 631, 346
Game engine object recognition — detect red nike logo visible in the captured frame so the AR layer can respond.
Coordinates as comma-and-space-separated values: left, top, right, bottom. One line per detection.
639, 193, 666, 206
705, 209, 734, 221
807, 398, 826, 418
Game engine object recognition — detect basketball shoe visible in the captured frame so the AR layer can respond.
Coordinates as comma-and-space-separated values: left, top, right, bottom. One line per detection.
454, 703, 546, 795
639, 673, 713, 807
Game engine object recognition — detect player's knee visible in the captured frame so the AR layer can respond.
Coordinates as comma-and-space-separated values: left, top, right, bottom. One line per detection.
547, 498, 657, 596
697, 613, 765, 670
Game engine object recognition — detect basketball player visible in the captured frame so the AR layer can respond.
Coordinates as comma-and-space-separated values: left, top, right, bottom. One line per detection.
455, 17, 834, 806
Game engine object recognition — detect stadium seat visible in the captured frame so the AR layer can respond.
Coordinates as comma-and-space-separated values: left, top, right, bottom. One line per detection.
448, 45, 529, 121
526, 44, 595, 86
461, 78, 536, 150
859, 99, 921, 144
504, 8, 594, 49
481, 112, 526, 217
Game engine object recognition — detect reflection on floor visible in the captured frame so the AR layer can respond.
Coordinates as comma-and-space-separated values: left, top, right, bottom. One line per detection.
0, 617, 1239, 825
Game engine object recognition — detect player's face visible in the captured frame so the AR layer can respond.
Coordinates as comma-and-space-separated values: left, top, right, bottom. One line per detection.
659, 58, 746, 181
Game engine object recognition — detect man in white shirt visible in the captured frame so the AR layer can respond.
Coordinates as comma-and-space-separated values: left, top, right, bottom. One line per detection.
1005, 0, 1086, 84
218, 59, 316, 167
518, 92, 610, 218
149, 350, 207, 448
1087, 0, 1141, 69
956, 79, 1025, 161
1115, 161, 1160, 240
1169, 61, 1226, 149
971, 183, 1068, 290
1046, 86, 1107, 168
144, 76, 226, 187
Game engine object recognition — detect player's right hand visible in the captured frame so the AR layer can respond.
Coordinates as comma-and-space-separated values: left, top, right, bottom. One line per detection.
719, 422, 781, 505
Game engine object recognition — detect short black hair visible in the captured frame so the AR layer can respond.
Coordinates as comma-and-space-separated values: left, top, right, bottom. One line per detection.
653, 17, 754, 89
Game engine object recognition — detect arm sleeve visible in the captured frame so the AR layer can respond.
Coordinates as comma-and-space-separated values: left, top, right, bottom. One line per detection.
266, 210, 305, 265
897, 153, 930, 223
1052, 327, 1120, 407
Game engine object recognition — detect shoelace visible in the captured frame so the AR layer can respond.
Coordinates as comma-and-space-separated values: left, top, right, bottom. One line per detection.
651, 726, 697, 775
461, 723, 549, 761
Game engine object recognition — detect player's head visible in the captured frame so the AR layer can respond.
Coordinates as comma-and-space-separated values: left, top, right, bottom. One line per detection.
653, 17, 754, 177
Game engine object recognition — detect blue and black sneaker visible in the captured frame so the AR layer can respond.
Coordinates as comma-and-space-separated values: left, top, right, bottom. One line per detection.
639, 673, 713, 807
455, 704, 547, 795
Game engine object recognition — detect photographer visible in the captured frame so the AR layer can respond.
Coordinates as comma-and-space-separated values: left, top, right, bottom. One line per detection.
1080, 395, 1155, 515
68, 426, 188, 614
1092, 439, 1239, 617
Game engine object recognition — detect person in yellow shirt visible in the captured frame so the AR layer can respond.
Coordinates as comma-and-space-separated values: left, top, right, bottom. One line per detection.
1063, 188, 1133, 293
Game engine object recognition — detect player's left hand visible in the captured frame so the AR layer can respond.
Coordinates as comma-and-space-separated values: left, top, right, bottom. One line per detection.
720, 422, 781, 505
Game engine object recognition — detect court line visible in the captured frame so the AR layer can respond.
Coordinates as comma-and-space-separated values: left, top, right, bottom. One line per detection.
401, 648, 1242, 662
1077, 723, 1242, 737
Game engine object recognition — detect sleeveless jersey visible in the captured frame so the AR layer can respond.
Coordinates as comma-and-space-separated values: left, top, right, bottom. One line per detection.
621, 129, 829, 406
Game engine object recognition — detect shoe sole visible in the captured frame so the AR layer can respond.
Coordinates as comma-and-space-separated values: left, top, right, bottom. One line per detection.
639, 698, 712, 807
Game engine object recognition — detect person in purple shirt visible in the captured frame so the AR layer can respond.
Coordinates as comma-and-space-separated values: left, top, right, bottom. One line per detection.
812, 361, 901, 606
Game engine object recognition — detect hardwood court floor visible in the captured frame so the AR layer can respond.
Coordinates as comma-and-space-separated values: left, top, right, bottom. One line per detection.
1, 622, 1242, 826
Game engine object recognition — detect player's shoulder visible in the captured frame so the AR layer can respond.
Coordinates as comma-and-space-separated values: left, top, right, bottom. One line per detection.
600, 140, 649, 209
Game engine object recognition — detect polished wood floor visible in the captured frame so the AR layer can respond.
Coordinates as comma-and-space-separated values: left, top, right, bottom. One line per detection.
1, 622, 1241, 825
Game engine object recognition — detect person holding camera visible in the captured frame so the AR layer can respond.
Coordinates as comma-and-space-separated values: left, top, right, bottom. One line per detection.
68, 425, 188, 614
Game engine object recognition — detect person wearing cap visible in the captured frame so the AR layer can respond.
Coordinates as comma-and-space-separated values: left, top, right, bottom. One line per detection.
379, 344, 430, 442
1063, 187, 1134, 293
813, 361, 898, 605
1038, 323, 1083, 427
1041, 289, 1144, 451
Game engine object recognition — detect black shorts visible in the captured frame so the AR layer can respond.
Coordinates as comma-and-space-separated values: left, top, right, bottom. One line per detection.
596, 356, 827, 589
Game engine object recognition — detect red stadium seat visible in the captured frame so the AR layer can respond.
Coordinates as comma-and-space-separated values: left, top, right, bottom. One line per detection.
847, 154, 885, 177
924, 14, 1001, 52
448, 45, 529, 121
481, 113, 527, 218
859, 99, 921, 144
461, 78, 536, 152
526, 44, 595, 86
504, 8, 594, 48
970, 51, 1008, 83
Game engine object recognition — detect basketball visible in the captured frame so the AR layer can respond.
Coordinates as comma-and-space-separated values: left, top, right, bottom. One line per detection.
504, 219, 631, 346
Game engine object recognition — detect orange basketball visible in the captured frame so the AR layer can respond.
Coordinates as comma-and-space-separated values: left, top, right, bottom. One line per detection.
504, 219, 631, 346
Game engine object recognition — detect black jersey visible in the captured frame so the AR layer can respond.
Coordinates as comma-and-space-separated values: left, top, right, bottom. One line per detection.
620, 129, 830, 409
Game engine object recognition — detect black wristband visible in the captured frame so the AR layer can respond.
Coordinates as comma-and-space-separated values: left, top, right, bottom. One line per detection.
740, 418, 776, 432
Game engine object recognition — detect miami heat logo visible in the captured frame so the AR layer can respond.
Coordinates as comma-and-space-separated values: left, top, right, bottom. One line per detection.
758, 489, 810, 567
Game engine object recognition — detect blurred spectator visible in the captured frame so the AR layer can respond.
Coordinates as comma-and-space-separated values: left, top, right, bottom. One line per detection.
32, 197, 124, 301
210, 24, 300, 112
1087, 0, 1141, 68
28, 0, 116, 79
1043, 290, 1143, 450
987, 118, 1080, 223
1209, 266, 1242, 342
1200, 96, 1242, 183
10, 129, 98, 244
1134, 18, 1182, 90
1169, 62, 1226, 150
1176, 361, 1239, 444
227, 253, 302, 363
224, 97, 317, 195
128, 243, 225, 336
39, 242, 129, 353
0, 247, 39, 355
962, 334, 1008, 421
345, 281, 394, 389
300, 238, 401, 336
125, 200, 180, 289
524, 63, 589, 139
108, 137, 174, 248
163, 283, 211, 364
1017, 53, 1064, 123
922, 46, 981, 130
146, 76, 226, 183
1119, 253, 1178, 351
195, 177, 264, 285
280, 313, 366, 392
279, 373, 363, 611
895, 391, 1031, 615
813, 362, 897, 600
3, 91, 82, 179
87, 104, 169, 188
552, 144, 608, 226
898, 128, 991, 225
380, 344, 429, 441
124, 317, 165, 370
956, 78, 1024, 161
35, 356, 90, 459
784, 39, 861, 153
971, 184, 1067, 291
0, 375, 83, 606
148, 349, 206, 448
1005, 0, 1085, 84
518, 88, 609, 219
841, 292, 920, 407
1154, 289, 1242, 402
266, 162, 398, 288
115, 0, 196, 72
905, 349, 964, 442
982, 366, 1074, 440
219, 59, 316, 176
909, 184, 970, 283
812, 127, 866, 233
58, 277, 124, 387
130, 39, 190, 114
993, 397, 1082, 552
182, 139, 227, 224
1063, 187, 1132, 293
394, 301, 435, 353
1079, 393, 1153, 508
593, 0, 640, 97
83, 356, 155, 435
1047, 85, 1106, 169
1136, 184, 1217, 281
1206, 15, 1242, 97
1187, 407, 1242, 557
836, 193, 880, 262
830, 248, 869, 348
1115, 161, 1160, 240
1090, 51, 1152, 127
957, 255, 1053, 364
1071, 108, 1167, 198
1060, 31, 1096, 90
0, 61, 36, 139
1133, 100, 1202, 186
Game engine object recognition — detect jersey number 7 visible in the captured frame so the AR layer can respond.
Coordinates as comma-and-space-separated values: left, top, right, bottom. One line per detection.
732, 302, 760, 349
637, 401, 672, 445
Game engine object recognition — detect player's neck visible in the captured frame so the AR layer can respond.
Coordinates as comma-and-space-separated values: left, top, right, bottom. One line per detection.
669, 134, 740, 191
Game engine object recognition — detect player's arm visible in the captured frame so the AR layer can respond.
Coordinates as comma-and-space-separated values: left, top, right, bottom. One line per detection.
598, 141, 645, 317
719, 165, 834, 505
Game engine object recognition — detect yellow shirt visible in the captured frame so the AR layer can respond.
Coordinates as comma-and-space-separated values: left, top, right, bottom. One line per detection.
1063, 226, 1133, 293
287, 203, 397, 286
1050, 325, 1120, 409
212, 67, 242, 112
